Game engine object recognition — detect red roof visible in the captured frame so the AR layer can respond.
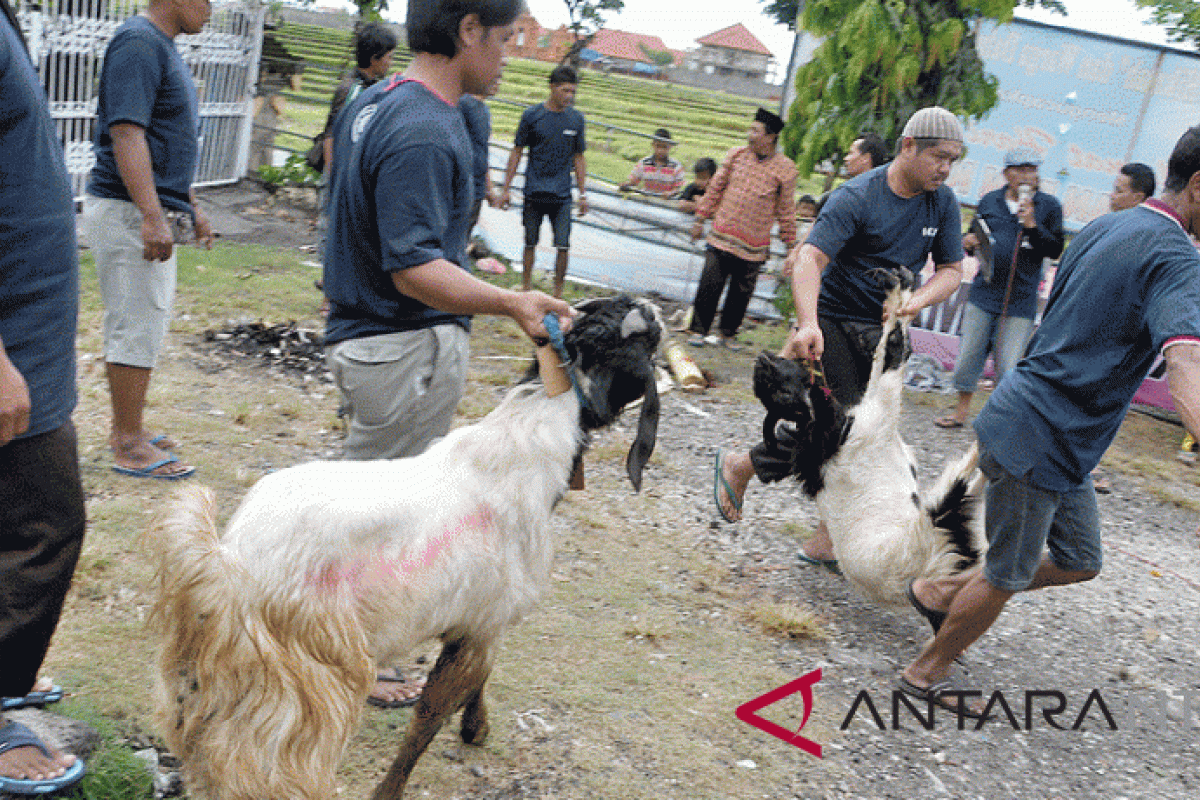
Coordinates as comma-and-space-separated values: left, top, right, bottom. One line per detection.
696, 23, 772, 57
590, 28, 680, 65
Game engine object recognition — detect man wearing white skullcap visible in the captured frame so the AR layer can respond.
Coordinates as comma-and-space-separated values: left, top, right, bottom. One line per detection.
714, 107, 967, 569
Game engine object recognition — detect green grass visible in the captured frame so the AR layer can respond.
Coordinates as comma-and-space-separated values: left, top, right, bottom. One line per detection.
270, 22, 766, 188
51, 698, 156, 800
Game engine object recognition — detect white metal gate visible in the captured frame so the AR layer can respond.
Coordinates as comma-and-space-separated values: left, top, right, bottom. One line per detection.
14, 0, 265, 199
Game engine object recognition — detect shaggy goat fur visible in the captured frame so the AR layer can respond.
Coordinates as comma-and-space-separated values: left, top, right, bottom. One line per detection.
754, 278, 986, 605
147, 296, 661, 800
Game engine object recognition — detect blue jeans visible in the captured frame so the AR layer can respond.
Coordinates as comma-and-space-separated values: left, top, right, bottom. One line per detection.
952, 302, 1035, 393
979, 446, 1102, 592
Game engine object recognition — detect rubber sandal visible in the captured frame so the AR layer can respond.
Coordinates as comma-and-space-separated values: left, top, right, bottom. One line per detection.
797, 550, 842, 576
0, 720, 86, 795
712, 449, 742, 524
367, 672, 424, 708
906, 579, 947, 635
934, 417, 964, 429
112, 454, 196, 481
1, 684, 64, 711
896, 675, 990, 720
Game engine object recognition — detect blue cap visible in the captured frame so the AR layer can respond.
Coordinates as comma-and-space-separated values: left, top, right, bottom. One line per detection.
1004, 148, 1041, 167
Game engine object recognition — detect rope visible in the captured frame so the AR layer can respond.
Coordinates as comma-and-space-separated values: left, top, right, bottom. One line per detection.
542, 314, 588, 411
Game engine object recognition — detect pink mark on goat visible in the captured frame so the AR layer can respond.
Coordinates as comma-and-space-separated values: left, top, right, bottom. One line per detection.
306, 504, 496, 592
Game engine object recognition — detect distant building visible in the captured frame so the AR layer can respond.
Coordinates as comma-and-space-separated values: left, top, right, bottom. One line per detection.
686, 23, 775, 82
504, 15, 682, 76
582, 29, 682, 77
506, 13, 572, 63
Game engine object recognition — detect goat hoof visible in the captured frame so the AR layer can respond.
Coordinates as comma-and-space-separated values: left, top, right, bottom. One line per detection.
461, 719, 490, 746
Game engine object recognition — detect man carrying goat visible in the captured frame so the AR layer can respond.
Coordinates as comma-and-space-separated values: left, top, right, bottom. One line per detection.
714, 107, 967, 572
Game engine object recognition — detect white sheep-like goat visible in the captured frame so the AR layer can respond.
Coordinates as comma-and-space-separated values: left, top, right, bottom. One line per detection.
753, 275, 987, 605
146, 296, 662, 800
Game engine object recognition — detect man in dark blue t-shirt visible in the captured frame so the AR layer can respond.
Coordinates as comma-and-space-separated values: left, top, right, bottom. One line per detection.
83, 0, 214, 480
499, 65, 588, 298
715, 107, 966, 569
460, 91, 495, 235
936, 148, 1064, 429
902, 127, 1200, 717
0, 7, 87, 791
323, 0, 570, 464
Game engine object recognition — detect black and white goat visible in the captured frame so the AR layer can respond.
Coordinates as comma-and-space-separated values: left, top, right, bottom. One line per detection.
146, 296, 662, 800
754, 278, 986, 605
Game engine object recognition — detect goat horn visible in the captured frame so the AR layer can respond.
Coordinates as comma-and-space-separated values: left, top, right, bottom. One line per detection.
620, 307, 650, 338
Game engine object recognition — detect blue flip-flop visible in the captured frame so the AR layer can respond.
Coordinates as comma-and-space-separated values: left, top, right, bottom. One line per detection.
112, 454, 195, 481
712, 449, 742, 524
147, 434, 174, 449
0, 720, 86, 795
1, 685, 64, 711
797, 550, 842, 576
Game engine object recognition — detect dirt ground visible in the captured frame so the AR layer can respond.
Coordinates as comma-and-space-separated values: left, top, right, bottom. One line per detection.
42, 181, 1200, 799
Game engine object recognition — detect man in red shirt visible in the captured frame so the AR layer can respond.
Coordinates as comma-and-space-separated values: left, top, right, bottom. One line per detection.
687, 108, 798, 349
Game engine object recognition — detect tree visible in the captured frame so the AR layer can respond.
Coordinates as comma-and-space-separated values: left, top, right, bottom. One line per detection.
763, 1, 1067, 189
353, 0, 388, 22
639, 43, 677, 67
1135, 0, 1200, 47
561, 0, 625, 68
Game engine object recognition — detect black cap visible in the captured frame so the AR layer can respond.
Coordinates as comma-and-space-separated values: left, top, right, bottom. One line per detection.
755, 107, 785, 136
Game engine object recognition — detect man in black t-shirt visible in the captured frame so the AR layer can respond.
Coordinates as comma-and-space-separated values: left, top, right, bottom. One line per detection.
714, 107, 966, 572
679, 157, 717, 214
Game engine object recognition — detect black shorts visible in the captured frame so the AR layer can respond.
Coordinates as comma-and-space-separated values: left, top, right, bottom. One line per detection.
522, 197, 572, 249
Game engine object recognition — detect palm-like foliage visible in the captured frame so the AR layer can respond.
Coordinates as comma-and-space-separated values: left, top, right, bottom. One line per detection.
763, 1, 1066, 184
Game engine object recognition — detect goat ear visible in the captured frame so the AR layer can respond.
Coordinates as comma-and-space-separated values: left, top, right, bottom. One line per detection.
625, 369, 659, 492
620, 306, 650, 339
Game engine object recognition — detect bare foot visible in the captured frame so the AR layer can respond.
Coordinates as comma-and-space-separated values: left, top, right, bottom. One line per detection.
111, 437, 193, 478
367, 669, 426, 708
0, 718, 78, 783
799, 524, 837, 562
716, 451, 751, 522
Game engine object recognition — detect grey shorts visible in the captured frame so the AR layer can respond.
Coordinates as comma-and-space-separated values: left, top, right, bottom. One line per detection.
325, 325, 470, 461
980, 446, 1103, 592
83, 196, 178, 369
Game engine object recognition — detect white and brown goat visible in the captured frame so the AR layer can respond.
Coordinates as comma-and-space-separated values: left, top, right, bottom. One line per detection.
147, 296, 662, 799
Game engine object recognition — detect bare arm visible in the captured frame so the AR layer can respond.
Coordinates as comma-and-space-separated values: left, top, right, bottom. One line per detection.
1165, 343, 1200, 441
189, 188, 214, 249
391, 260, 572, 341
498, 146, 524, 210
574, 152, 588, 216
110, 122, 173, 261
896, 262, 963, 318
780, 243, 831, 360
0, 338, 31, 446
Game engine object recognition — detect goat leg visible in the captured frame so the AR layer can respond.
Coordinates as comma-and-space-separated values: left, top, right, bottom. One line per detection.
371, 635, 493, 800
460, 685, 490, 745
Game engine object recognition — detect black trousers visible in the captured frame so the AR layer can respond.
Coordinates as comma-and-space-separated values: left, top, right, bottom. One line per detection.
750, 316, 895, 483
688, 246, 762, 338
0, 421, 86, 697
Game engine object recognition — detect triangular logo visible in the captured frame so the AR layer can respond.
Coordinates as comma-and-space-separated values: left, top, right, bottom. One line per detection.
735, 668, 823, 758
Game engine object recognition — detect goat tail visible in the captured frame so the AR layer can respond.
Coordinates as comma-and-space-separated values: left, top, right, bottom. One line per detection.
920, 442, 988, 580
145, 486, 373, 800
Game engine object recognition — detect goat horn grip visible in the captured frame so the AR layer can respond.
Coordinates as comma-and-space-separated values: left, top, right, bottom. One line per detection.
537, 345, 572, 397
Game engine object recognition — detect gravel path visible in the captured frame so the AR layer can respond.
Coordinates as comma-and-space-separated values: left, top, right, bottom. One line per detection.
647, 380, 1200, 799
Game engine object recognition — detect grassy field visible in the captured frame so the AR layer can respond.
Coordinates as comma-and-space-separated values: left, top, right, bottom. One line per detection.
269, 21, 832, 197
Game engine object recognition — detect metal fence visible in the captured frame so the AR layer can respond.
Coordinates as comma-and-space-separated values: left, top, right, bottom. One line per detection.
14, 0, 265, 199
